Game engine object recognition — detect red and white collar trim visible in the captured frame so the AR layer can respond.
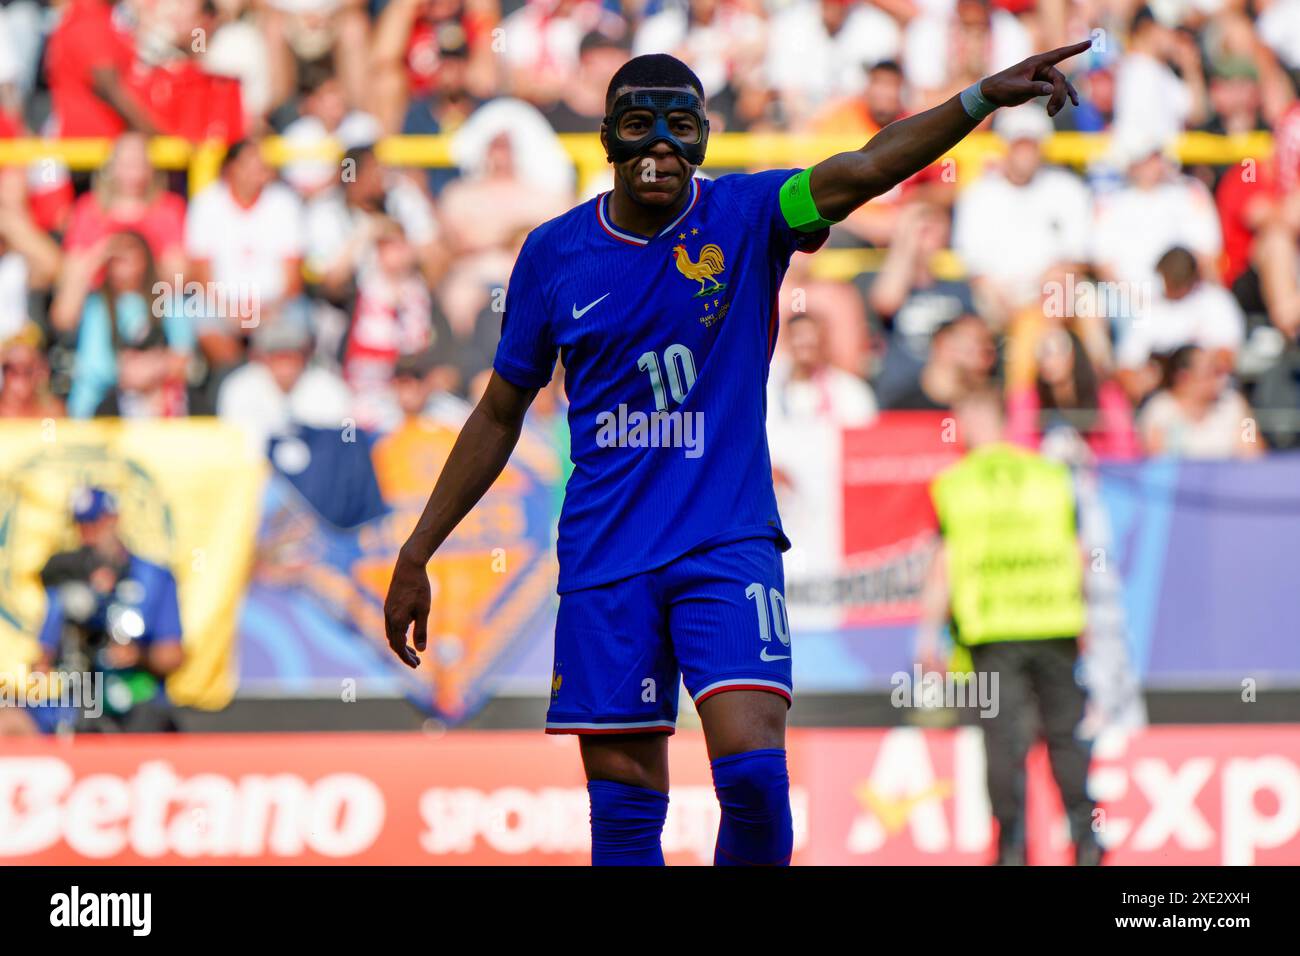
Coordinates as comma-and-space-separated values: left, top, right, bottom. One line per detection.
597, 177, 700, 246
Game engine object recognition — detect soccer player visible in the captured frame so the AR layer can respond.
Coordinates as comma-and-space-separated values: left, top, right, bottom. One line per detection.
384, 42, 1091, 866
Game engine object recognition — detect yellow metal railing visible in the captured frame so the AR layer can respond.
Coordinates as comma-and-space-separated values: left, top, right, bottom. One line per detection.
0, 130, 1276, 197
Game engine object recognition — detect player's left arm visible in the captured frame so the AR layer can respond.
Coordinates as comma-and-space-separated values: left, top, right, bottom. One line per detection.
801, 40, 1092, 224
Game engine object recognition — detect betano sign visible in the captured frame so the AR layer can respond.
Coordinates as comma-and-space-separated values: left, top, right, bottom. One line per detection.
1, 728, 1295, 865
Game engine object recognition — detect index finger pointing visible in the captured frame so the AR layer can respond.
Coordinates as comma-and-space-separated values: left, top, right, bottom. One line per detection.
1042, 39, 1095, 66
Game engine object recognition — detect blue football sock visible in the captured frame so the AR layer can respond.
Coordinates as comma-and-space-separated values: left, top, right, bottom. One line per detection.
587, 779, 669, 866
711, 748, 793, 866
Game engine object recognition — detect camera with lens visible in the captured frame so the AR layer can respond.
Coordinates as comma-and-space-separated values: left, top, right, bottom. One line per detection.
40, 546, 158, 716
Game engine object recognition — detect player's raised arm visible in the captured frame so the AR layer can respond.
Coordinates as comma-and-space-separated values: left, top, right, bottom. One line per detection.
383, 371, 538, 668
797, 40, 1092, 226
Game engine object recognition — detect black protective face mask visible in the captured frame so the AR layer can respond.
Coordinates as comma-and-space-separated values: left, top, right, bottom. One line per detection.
604, 88, 709, 167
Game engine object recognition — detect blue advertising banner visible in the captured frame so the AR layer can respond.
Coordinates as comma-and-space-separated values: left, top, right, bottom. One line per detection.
231, 416, 1300, 719
1100, 453, 1300, 687
237, 416, 561, 721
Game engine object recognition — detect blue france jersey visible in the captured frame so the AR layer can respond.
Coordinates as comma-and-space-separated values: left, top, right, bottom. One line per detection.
494, 170, 815, 592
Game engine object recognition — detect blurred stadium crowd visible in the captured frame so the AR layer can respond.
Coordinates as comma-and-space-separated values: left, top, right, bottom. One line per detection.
0, 0, 1299, 460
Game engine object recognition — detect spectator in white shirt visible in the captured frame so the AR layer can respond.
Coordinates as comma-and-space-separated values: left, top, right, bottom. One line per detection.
1091, 128, 1222, 295
1113, 6, 1206, 147
953, 104, 1091, 326
280, 66, 383, 197
902, 0, 1031, 107
1, 1, 48, 107
216, 300, 353, 456
632, 0, 766, 100
1258, 0, 1300, 71
1138, 344, 1263, 459
204, 2, 275, 134
304, 144, 443, 300
1117, 246, 1245, 402
764, 0, 903, 117
186, 139, 306, 369
450, 97, 577, 200
0, 7, 22, 95
769, 310, 878, 432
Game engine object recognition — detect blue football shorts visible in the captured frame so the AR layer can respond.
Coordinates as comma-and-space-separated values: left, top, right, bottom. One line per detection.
545, 536, 793, 735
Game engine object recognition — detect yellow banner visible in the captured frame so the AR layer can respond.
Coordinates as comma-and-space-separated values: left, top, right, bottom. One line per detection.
0, 419, 265, 709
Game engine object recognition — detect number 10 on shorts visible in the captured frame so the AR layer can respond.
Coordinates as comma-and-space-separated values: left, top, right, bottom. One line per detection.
746, 583, 790, 648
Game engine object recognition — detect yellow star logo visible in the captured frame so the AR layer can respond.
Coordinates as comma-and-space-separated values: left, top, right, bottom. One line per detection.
854, 781, 953, 834
678, 232, 686, 240
691, 227, 699, 235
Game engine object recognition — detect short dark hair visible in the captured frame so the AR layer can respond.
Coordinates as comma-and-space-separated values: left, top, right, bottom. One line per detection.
1131, 5, 1158, 33
932, 312, 982, 342
298, 59, 337, 98
394, 348, 438, 380
221, 138, 257, 172
1161, 344, 1202, 389
605, 54, 704, 114
580, 30, 628, 59
869, 59, 903, 77
1156, 246, 1199, 290
344, 144, 376, 172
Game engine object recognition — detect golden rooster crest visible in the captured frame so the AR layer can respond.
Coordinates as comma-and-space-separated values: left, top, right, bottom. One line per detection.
672, 241, 727, 298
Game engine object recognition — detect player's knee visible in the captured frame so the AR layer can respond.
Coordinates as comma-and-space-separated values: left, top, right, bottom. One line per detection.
711, 748, 793, 865
731, 701, 786, 753
712, 748, 790, 823
587, 780, 669, 866
698, 688, 787, 756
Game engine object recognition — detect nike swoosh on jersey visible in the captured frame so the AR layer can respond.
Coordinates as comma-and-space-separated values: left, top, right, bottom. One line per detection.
760, 648, 791, 662
572, 293, 610, 319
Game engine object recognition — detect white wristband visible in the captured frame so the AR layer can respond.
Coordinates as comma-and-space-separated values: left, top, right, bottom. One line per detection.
959, 81, 997, 121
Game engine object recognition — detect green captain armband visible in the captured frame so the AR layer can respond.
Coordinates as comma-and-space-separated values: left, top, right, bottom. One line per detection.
779, 167, 837, 232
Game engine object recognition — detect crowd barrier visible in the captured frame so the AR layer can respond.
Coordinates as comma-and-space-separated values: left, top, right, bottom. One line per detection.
0, 130, 1275, 196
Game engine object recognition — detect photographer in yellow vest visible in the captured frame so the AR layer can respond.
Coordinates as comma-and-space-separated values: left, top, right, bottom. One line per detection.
918, 388, 1103, 865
